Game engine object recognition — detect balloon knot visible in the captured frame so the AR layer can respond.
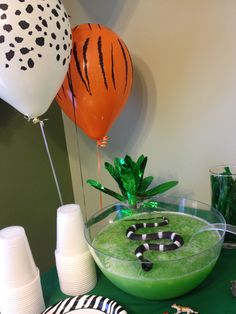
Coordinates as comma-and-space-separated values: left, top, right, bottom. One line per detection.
24, 115, 48, 126
97, 136, 109, 148
32, 117, 41, 124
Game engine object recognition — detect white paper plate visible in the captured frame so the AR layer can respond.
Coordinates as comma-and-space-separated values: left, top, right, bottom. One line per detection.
42, 295, 128, 314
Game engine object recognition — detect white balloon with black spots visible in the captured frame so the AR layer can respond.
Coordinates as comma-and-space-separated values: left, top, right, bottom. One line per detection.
0, 0, 72, 118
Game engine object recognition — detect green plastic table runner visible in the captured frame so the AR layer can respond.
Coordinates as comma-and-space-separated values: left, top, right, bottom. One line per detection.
41, 248, 236, 314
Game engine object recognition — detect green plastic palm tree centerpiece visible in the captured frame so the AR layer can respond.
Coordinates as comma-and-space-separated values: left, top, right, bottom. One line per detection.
87, 155, 178, 208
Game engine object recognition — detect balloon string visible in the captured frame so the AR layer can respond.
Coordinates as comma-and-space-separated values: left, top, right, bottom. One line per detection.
96, 136, 109, 209
96, 143, 103, 209
30, 117, 64, 206
67, 68, 88, 221
74, 130, 88, 221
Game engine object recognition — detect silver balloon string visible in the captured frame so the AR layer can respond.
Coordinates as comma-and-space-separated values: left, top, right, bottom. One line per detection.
27, 116, 64, 206
73, 122, 88, 221
66, 66, 88, 221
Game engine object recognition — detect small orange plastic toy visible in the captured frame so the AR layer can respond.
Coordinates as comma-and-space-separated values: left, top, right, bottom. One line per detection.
171, 304, 198, 314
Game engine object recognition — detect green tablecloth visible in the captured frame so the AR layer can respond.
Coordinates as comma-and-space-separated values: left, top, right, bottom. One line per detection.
41, 248, 236, 314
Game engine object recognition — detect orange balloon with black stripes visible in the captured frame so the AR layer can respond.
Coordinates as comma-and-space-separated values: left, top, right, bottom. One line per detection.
56, 23, 133, 144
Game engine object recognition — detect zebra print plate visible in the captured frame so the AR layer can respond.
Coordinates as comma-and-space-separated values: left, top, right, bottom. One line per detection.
42, 294, 128, 314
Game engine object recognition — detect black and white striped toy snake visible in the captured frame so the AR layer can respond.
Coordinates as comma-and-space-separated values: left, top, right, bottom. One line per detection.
126, 216, 184, 271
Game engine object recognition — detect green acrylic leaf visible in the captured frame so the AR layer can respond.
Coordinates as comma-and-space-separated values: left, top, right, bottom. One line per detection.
105, 162, 127, 198
136, 155, 145, 168
124, 155, 136, 170
142, 201, 160, 208
130, 154, 143, 187
139, 180, 178, 197
114, 157, 124, 174
104, 162, 117, 180
135, 155, 146, 174
136, 156, 148, 189
139, 156, 148, 174
120, 167, 137, 195
138, 176, 154, 192
86, 179, 102, 189
125, 155, 139, 185
86, 179, 125, 201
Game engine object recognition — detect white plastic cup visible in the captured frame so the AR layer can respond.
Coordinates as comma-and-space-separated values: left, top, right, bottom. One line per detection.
0, 226, 38, 289
56, 204, 88, 255
57, 272, 97, 296
55, 250, 95, 272
55, 250, 97, 296
0, 270, 45, 314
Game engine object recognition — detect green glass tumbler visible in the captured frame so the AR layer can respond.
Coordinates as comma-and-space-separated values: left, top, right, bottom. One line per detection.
210, 165, 236, 246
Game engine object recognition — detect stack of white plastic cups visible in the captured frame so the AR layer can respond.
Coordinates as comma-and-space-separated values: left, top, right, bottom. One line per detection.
0, 226, 45, 314
55, 204, 97, 296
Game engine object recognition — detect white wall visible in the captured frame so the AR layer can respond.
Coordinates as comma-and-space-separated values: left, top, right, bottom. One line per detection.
62, 0, 236, 219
